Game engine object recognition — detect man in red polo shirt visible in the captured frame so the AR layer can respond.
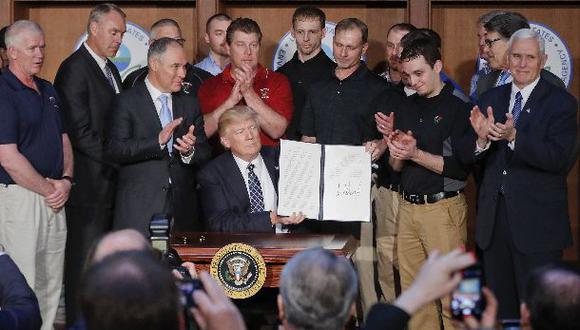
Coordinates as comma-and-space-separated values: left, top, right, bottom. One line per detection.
198, 17, 293, 147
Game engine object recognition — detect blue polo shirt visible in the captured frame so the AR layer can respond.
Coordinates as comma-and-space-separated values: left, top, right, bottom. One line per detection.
0, 68, 65, 184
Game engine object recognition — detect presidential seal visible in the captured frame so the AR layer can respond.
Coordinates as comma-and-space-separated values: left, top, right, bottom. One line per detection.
74, 21, 150, 81
210, 243, 266, 299
529, 22, 573, 88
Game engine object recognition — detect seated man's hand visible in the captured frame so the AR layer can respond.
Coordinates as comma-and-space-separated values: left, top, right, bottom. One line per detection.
191, 271, 246, 330
270, 212, 306, 226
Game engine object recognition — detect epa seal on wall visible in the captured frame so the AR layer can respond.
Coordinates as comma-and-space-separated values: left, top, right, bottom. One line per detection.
529, 22, 573, 88
210, 243, 266, 299
272, 21, 336, 71
74, 22, 149, 80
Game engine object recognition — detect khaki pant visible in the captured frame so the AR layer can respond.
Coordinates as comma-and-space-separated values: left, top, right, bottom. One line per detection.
353, 219, 377, 317
397, 193, 467, 330
0, 185, 67, 330
374, 186, 400, 303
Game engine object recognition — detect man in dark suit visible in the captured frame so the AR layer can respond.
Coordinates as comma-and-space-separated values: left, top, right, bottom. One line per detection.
460, 29, 578, 320
475, 12, 564, 99
122, 18, 212, 94
0, 245, 42, 330
53, 3, 126, 326
107, 37, 210, 235
197, 106, 304, 232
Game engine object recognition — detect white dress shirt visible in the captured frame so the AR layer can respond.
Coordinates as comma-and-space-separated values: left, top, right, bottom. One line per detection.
233, 153, 287, 233
83, 42, 120, 94
145, 77, 194, 164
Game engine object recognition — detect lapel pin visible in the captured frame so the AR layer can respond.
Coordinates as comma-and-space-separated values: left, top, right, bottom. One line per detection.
434, 115, 443, 124
525, 108, 530, 113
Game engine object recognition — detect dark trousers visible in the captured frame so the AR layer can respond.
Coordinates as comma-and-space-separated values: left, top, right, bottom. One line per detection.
483, 196, 561, 320
64, 206, 113, 326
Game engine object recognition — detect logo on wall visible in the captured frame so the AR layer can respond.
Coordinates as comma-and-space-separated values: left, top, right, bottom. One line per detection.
272, 21, 337, 71
210, 243, 266, 299
529, 22, 572, 88
74, 22, 149, 80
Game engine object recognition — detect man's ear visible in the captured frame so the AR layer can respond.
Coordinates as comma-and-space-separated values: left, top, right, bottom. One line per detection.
434, 59, 443, 74
89, 21, 99, 37
220, 135, 230, 149
277, 294, 286, 323
204, 32, 210, 45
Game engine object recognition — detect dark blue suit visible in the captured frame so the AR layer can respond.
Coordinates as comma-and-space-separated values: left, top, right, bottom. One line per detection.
458, 77, 578, 318
197, 151, 278, 233
0, 255, 41, 330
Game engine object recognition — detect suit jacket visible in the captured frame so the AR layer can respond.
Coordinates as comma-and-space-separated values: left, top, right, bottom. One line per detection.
106, 81, 211, 234
197, 150, 278, 233
122, 63, 212, 94
458, 78, 578, 254
0, 255, 42, 330
475, 68, 565, 99
54, 45, 122, 208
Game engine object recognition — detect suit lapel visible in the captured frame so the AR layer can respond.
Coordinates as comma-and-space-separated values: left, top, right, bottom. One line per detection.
224, 152, 251, 204
262, 152, 279, 191
79, 45, 117, 93
136, 82, 164, 132
517, 78, 547, 130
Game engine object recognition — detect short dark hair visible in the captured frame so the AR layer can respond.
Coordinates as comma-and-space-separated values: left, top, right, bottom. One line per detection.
80, 251, 180, 330
387, 23, 416, 38
484, 12, 529, 39
226, 17, 262, 45
525, 263, 580, 330
206, 13, 232, 32
0, 25, 8, 49
292, 6, 326, 30
148, 37, 183, 62
151, 18, 181, 33
335, 18, 368, 44
401, 28, 441, 50
86, 3, 126, 34
400, 36, 441, 68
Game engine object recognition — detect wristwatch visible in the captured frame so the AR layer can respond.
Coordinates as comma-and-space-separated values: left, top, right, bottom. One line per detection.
61, 175, 74, 185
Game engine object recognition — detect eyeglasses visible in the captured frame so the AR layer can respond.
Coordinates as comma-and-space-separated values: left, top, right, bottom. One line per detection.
484, 37, 502, 48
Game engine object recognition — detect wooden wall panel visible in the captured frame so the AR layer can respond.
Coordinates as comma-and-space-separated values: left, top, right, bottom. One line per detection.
16, 2, 198, 82
432, 4, 580, 260
225, 3, 406, 70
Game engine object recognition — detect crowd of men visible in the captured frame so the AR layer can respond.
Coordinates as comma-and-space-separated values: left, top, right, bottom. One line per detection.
0, 2, 578, 330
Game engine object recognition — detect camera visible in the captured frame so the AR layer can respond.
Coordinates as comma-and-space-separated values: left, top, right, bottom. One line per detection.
451, 263, 485, 320
178, 278, 204, 308
149, 213, 192, 279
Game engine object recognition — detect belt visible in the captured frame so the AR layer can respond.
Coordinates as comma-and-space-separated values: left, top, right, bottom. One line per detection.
402, 190, 461, 205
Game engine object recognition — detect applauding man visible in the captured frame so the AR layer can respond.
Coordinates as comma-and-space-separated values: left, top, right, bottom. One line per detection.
107, 38, 210, 234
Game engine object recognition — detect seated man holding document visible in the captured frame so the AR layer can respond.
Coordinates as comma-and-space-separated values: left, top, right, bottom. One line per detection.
197, 106, 305, 232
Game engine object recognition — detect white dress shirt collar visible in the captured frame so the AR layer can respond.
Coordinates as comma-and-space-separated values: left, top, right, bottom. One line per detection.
510, 76, 541, 110
83, 42, 119, 93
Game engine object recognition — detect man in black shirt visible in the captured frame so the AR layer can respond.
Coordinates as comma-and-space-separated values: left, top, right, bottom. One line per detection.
386, 37, 471, 330
300, 18, 389, 316
277, 6, 335, 140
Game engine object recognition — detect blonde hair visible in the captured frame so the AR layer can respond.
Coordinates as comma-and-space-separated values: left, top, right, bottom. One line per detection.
217, 106, 259, 137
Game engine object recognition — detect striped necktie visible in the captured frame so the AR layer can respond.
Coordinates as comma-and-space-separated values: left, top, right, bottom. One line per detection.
247, 164, 264, 213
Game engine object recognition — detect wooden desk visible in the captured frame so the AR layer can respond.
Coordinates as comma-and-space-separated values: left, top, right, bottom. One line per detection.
172, 232, 358, 288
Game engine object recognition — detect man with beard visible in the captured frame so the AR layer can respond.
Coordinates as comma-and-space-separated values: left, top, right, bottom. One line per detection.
277, 6, 335, 141
195, 14, 232, 76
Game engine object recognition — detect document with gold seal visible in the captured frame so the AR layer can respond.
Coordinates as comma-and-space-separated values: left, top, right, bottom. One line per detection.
210, 243, 267, 299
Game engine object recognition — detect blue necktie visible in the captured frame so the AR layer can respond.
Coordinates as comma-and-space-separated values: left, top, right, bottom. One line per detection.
512, 92, 523, 126
158, 94, 173, 154
247, 164, 264, 213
